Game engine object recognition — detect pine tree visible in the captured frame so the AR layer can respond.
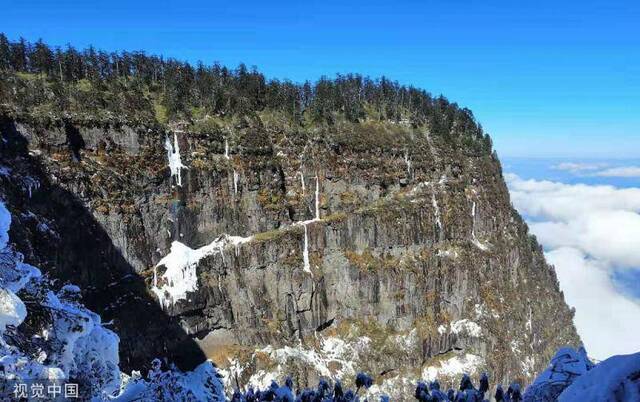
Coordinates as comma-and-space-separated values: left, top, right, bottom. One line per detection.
0, 33, 11, 70
10, 37, 28, 71
31, 39, 53, 75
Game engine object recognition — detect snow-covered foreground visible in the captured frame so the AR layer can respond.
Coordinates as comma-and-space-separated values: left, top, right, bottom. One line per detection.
523, 348, 640, 402
0, 201, 225, 400
1, 199, 639, 401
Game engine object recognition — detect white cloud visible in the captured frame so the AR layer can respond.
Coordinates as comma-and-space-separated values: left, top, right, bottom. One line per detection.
551, 162, 640, 178
552, 162, 607, 173
528, 210, 640, 268
545, 247, 640, 360
593, 166, 640, 178
506, 174, 640, 359
506, 174, 640, 267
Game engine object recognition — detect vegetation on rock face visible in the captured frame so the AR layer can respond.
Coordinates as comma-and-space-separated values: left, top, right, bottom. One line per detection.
0, 33, 587, 401
0, 34, 492, 155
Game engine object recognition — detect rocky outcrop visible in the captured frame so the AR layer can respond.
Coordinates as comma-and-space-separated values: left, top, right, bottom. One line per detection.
0, 113, 580, 399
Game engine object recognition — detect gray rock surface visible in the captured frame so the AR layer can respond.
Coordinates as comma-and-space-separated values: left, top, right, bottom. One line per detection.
0, 114, 581, 398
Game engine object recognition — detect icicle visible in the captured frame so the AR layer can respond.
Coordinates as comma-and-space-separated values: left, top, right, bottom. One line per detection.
164, 133, 186, 186
299, 172, 306, 195
432, 193, 442, 230
302, 223, 312, 276
314, 175, 320, 220
233, 170, 239, 194
224, 138, 230, 160
24, 177, 40, 198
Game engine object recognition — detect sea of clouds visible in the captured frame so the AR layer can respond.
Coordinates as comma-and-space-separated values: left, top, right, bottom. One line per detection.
505, 162, 640, 361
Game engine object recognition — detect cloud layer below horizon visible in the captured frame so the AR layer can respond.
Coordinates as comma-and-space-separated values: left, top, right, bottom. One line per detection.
552, 162, 640, 178
506, 173, 640, 360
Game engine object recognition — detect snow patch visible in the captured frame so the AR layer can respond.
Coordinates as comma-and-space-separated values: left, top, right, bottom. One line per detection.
450, 319, 482, 337
0, 288, 26, 332
221, 336, 372, 395
422, 353, 484, 381
112, 360, 226, 401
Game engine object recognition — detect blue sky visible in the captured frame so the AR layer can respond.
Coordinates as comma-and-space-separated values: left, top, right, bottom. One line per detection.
2, 0, 639, 158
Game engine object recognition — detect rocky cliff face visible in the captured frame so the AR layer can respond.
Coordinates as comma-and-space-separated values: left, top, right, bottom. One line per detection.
0, 113, 580, 399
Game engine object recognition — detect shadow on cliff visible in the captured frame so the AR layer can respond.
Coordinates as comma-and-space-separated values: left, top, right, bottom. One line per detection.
0, 116, 206, 373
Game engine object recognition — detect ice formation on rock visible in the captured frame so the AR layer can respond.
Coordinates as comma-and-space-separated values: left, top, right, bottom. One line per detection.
165, 133, 186, 186
302, 223, 312, 276
152, 235, 252, 308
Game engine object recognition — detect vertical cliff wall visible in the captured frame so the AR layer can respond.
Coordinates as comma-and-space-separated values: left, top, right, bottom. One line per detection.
0, 113, 580, 399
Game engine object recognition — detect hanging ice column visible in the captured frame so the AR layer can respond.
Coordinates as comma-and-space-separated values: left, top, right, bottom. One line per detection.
233, 170, 239, 195
165, 133, 187, 186
152, 234, 252, 308
432, 193, 442, 231
295, 175, 321, 276
302, 224, 312, 276
226, 137, 240, 195
299, 171, 306, 195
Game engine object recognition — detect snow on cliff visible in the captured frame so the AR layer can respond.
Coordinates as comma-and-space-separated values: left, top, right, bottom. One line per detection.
152, 235, 252, 308
0, 201, 120, 398
0, 200, 225, 400
2, 199, 639, 401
